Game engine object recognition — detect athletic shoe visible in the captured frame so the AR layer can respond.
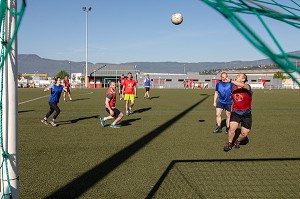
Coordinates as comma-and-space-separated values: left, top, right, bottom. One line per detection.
70, 98, 72, 101
64, 98, 66, 101
100, 117, 105, 127
224, 142, 233, 152
129, 107, 132, 114
41, 119, 48, 125
126, 111, 129, 116
110, 124, 121, 129
50, 121, 57, 127
234, 140, 241, 149
212, 127, 222, 133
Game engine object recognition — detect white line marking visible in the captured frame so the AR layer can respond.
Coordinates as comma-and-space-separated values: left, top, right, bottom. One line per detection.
78, 91, 94, 96
18, 95, 49, 105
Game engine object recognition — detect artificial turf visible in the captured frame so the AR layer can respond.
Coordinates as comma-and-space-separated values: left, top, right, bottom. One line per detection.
18, 88, 300, 198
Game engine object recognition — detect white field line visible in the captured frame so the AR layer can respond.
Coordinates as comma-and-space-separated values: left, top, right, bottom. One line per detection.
18, 91, 94, 105
18, 95, 49, 105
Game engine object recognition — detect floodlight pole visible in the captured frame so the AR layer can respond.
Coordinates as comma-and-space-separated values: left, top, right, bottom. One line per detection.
82, 6, 92, 88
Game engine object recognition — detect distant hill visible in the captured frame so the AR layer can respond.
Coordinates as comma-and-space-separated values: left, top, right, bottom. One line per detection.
18, 51, 300, 76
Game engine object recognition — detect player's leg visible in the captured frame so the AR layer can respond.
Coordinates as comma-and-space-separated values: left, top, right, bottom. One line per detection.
68, 88, 72, 100
63, 91, 66, 101
235, 113, 252, 149
224, 104, 232, 133
213, 107, 223, 133
224, 112, 240, 152
111, 108, 123, 128
129, 95, 135, 114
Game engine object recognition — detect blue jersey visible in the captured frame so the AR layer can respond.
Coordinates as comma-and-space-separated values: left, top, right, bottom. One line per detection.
215, 82, 234, 104
144, 78, 151, 87
49, 84, 64, 104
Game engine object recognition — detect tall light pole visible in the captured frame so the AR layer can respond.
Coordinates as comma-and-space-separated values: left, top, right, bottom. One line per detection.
69, 61, 71, 79
82, 6, 92, 88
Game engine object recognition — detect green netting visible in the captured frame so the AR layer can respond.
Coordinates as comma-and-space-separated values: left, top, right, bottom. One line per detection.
0, 0, 26, 198
201, 0, 300, 86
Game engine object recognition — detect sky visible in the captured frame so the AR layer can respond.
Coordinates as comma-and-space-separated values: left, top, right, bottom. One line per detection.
18, 0, 300, 64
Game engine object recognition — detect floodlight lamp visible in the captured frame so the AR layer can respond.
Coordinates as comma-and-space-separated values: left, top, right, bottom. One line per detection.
82, 7, 86, 11
88, 7, 92, 11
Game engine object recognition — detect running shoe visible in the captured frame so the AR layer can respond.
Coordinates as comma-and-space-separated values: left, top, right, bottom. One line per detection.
100, 117, 105, 127
224, 142, 233, 152
110, 124, 121, 129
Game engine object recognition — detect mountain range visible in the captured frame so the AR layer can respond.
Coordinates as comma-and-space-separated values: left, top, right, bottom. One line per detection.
18, 51, 300, 76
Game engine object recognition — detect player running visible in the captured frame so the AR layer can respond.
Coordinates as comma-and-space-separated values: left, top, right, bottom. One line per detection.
122, 72, 137, 116
224, 73, 253, 152
118, 74, 126, 100
100, 81, 124, 129
143, 74, 151, 99
63, 75, 72, 101
41, 77, 67, 127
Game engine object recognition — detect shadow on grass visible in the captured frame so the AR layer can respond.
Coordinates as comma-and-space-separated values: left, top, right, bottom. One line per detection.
66, 98, 90, 102
58, 115, 98, 125
44, 95, 210, 199
146, 158, 300, 199
119, 118, 141, 126
133, 107, 151, 114
150, 96, 159, 99
18, 110, 34, 114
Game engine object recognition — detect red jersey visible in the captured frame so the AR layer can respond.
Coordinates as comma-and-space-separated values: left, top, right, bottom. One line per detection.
119, 77, 125, 87
105, 88, 116, 108
123, 79, 136, 94
231, 86, 252, 111
64, 79, 70, 88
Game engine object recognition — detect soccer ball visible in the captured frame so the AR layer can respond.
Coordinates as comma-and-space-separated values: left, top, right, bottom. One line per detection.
171, 12, 183, 25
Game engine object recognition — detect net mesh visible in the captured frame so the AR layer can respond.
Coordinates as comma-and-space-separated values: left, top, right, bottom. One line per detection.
149, 159, 300, 198
201, 0, 300, 86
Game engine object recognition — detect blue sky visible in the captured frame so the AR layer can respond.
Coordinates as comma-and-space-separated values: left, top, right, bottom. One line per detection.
18, 0, 300, 64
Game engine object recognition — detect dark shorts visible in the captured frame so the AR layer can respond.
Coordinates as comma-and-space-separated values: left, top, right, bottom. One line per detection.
64, 87, 71, 93
216, 101, 232, 112
106, 107, 121, 118
230, 111, 252, 130
145, 87, 150, 92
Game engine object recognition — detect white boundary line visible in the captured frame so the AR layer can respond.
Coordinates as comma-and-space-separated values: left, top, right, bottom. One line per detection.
18, 95, 49, 105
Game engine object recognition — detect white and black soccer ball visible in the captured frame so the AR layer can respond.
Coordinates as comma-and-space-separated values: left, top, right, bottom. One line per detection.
171, 12, 183, 25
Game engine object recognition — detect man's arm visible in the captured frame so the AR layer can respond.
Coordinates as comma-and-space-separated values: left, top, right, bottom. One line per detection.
213, 91, 218, 107
105, 97, 114, 116
230, 80, 250, 90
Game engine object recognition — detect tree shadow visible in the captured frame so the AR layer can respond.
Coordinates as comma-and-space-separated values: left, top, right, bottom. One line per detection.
133, 107, 151, 114
119, 118, 141, 126
18, 110, 34, 114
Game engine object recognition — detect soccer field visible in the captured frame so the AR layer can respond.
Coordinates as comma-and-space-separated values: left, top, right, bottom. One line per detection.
18, 88, 300, 198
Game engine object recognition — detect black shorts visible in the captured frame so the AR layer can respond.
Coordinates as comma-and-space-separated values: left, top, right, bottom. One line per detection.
145, 87, 150, 92
230, 111, 252, 129
216, 101, 232, 112
105, 107, 121, 117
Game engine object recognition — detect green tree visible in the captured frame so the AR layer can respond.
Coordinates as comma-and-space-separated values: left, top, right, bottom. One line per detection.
56, 70, 69, 79
273, 71, 286, 79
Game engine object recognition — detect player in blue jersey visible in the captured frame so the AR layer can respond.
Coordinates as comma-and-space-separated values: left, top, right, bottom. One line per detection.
143, 74, 151, 99
41, 77, 67, 127
213, 72, 234, 133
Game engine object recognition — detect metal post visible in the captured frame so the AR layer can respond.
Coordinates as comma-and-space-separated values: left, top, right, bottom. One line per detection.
82, 7, 92, 88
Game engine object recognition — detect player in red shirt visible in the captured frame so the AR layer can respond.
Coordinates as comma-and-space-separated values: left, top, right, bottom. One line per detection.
63, 76, 72, 101
100, 81, 123, 129
224, 73, 253, 152
118, 74, 126, 100
122, 72, 137, 115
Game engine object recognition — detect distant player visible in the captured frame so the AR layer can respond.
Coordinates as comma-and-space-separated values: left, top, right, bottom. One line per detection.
63, 75, 72, 101
118, 74, 125, 100
224, 73, 252, 152
213, 72, 234, 134
122, 72, 137, 115
100, 81, 123, 129
143, 74, 151, 99
41, 77, 67, 127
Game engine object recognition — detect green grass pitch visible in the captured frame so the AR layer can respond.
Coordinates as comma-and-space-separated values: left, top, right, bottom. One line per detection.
18, 88, 300, 198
